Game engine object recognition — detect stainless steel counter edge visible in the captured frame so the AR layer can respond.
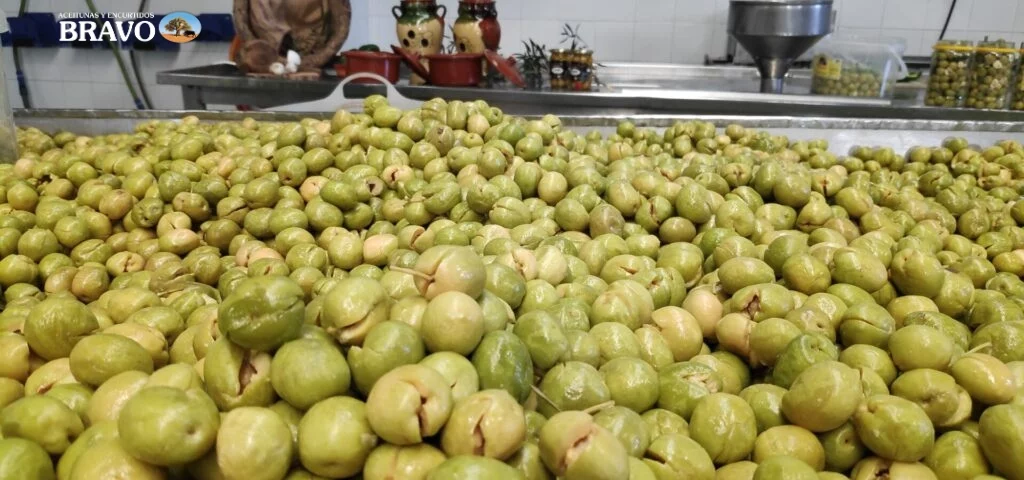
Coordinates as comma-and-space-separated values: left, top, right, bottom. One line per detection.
155, 64, 1024, 121
14, 109, 1024, 133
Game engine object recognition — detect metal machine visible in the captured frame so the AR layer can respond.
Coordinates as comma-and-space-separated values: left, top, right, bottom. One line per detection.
728, 0, 834, 94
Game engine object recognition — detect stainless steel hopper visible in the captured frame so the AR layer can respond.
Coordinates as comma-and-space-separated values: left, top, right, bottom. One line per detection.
728, 0, 834, 93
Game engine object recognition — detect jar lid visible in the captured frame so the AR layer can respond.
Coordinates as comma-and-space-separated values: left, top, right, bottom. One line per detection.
460, 0, 495, 4
976, 45, 1020, 54
402, 0, 437, 4
550, 48, 570, 53
574, 49, 594, 55
933, 41, 975, 52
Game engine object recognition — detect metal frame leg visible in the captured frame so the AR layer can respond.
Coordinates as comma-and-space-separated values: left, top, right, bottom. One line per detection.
182, 86, 206, 110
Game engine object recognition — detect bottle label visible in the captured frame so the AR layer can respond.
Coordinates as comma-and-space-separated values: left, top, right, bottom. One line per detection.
813, 55, 843, 80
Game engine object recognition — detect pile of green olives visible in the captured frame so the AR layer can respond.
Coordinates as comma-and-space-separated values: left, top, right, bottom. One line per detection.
966, 40, 1021, 110
1, 96, 1024, 480
925, 40, 974, 108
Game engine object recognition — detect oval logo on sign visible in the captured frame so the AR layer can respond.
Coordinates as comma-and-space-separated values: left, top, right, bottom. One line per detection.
160, 11, 201, 43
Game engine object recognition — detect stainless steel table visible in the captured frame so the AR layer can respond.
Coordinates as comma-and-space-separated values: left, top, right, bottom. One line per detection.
155, 62, 1024, 121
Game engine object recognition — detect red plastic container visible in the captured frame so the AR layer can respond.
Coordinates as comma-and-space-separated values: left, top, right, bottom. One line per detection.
393, 46, 524, 88
424, 53, 486, 87
335, 51, 402, 84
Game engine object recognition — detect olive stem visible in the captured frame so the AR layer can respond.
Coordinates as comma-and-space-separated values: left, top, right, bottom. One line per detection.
531, 385, 560, 413
964, 342, 992, 355
388, 266, 433, 281
582, 401, 616, 415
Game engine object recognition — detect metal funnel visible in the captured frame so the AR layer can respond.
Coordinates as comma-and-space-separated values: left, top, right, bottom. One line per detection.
728, 0, 833, 94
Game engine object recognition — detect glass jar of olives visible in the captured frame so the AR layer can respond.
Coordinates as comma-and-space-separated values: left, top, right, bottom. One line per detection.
965, 39, 1021, 110
925, 40, 974, 108
1011, 43, 1024, 111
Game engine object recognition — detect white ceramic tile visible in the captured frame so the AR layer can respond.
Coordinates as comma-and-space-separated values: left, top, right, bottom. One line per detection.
91, 82, 134, 109
7, 81, 22, 109
496, 0, 521, 20
834, 27, 883, 41
673, 0, 716, 24
947, 0, 973, 30
29, 0, 52, 11
710, 21, 730, 58
591, 21, 635, 62
89, 0, 117, 12
368, 15, 398, 48
670, 22, 713, 64
884, 29, 925, 56
0, 0, 19, 14
33, 80, 65, 108
923, 0, 953, 27
521, 0, 563, 21
137, 50, 174, 86
345, 10, 373, 49
635, 0, 675, 21
632, 22, 674, 62
50, 0, 83, 12
943, 29, 990, 42
437, 0, 460, 21
837, 0, 884, 28
148, 83, 184, 110
713, 0, 731, 22
498, 19, 523, 52
882, 0, 928, 29
968, 0, 1017, 32
63, 81, 93, 108
367, 0, 394, 18
521, 19, 596, 51
581, 0, 638, 22
1, 48, 14, 78
918, 29, 942, 51
22, 49, 59, 82
1015, 2, 1024, 31
86, 49, 123, 83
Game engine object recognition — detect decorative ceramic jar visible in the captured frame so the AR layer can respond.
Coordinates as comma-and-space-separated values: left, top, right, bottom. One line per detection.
452, 0, 501, 54
394, 0, 446, 84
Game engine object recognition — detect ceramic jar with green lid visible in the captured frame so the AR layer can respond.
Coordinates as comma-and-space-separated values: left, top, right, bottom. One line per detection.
452, 0, 501, 54
394, 0, 446, 84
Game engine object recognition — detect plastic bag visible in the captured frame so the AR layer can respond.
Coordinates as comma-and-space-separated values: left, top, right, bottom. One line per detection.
809, 35, 909, 99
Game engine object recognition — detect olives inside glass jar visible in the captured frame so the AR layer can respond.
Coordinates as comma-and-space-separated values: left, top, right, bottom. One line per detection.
925, 40, 974, 108
965, 39, 1021, 110
811, 54, 887, 98
1010, 42, 1024, 111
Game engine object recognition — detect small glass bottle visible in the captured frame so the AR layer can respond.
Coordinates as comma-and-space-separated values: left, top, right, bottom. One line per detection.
569, 49, 594, 92
549, 49, 571, 91
925, 40, 973, 108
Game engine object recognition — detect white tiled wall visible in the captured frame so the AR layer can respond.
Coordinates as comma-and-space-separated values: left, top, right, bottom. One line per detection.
1, 0, 1022, 110
364, 0, 1024, 63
